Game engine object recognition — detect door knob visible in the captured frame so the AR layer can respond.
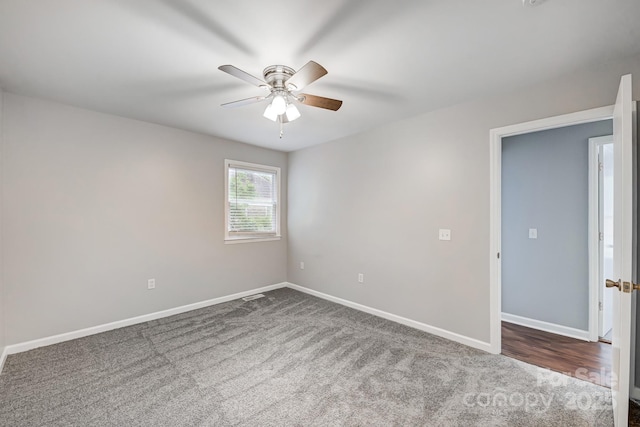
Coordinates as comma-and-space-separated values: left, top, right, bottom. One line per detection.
606, 279, 640, 293
606, 279, 621, 290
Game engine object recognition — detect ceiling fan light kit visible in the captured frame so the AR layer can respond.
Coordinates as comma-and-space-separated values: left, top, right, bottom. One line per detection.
219, 61, 342, 138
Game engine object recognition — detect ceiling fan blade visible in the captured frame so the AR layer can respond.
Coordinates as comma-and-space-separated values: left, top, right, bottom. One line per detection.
218, 65, 268, 88
221, 95, 269, 108
298, 93, 343, 111
285, 61, 327, 91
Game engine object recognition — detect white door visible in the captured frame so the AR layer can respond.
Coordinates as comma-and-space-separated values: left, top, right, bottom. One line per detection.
609, 73, 635, 426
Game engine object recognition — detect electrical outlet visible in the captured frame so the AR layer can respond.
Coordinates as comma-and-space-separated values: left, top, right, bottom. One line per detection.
300, 261, 305, 270
358, 273, 364, 283
439, 229, 451, 241
148, 279, 156, 290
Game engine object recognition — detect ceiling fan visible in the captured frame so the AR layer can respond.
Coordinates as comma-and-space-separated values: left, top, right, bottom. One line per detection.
218, 61, 342, 137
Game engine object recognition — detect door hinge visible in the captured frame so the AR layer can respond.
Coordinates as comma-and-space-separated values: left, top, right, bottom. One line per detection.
599, 232, 604, 241
497, 252, 500, 259
599, 301, 603, 311
598, 161, 603, 172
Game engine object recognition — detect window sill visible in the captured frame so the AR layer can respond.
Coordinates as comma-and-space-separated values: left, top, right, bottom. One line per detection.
224, 236, 281, 244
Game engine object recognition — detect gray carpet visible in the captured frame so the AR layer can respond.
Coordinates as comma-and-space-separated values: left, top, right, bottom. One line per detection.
0, 288, 613, 426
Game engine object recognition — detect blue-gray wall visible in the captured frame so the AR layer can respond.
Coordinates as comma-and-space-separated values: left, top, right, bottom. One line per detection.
502, 120, 613, 330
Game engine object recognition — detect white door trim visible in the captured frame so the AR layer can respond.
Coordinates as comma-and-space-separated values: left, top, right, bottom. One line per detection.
588, 135, 614, 341
489, 105, 614, 355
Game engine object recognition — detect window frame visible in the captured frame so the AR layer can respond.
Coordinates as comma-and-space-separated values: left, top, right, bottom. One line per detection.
224, 159, 281, 244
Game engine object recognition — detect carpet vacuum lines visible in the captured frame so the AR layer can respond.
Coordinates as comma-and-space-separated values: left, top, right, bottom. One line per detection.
0, 288, 613, 426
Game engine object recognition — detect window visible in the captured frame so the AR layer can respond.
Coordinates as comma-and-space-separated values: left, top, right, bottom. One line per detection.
224, 159, 280, 243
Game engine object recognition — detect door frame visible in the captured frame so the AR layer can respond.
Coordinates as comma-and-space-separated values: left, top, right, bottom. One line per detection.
489, 105, 614, 355
588, 135, 614, 341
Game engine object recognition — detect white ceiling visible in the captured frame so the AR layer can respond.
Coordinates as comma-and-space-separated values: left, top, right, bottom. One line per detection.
1, 1, 640, 152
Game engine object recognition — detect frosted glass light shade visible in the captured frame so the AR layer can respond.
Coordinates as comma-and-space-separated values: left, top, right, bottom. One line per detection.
271, 95, 287, 115
285, 104, 300, 121
263, 104, 278, 121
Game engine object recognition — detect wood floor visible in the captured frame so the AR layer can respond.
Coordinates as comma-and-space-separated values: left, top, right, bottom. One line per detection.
501, 322, 612, 387
501, 321, 640, 425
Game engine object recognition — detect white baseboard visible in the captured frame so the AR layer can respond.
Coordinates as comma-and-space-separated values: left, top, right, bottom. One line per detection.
502, 312, 590, 341
2, 282, 288, 359
0, 346, 8, 375
286, 282, 493, 353
2, 280, 496, 371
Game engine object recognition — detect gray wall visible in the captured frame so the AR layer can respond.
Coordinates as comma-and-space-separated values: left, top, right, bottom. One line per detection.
1, 93, 288, 345
287, 54, 640, 344
501, 121, 613, 330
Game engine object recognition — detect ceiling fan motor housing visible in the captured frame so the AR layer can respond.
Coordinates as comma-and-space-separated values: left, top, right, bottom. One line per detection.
263, 65, 296, 90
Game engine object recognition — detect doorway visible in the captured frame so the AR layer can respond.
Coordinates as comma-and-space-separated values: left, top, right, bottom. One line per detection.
495, 115, 614, 388
500, 120, 612, 343
489, 105, 615, 354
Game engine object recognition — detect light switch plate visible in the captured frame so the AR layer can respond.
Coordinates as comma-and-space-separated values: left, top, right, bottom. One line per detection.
529, 228, 538, 239
439, 229, 451, 241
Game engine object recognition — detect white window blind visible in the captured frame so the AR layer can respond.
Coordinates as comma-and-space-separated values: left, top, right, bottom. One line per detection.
225, 160, 280, 241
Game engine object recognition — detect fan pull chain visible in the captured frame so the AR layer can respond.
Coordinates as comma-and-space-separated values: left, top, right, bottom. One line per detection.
279, 118, 284, 138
